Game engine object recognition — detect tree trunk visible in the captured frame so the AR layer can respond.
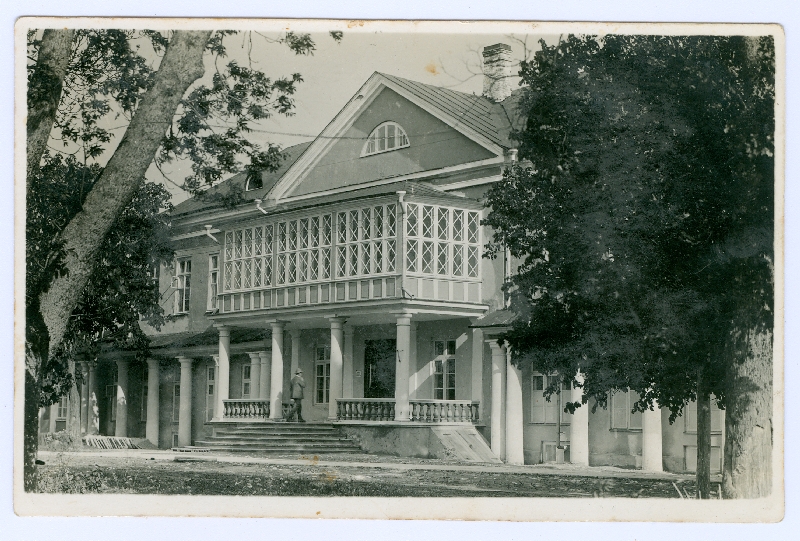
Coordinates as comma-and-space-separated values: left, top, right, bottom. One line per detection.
26, 29, 74, 188
722, 325, 773, 498
696, 368, 712, 499
39, 30, 211, 355
23, 367, 41, 492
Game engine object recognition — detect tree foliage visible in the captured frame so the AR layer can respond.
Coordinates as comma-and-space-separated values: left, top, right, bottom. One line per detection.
27, 153, 173, 407
485, 34, 774, 420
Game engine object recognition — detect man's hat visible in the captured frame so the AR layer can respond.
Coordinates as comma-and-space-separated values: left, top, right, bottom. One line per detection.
296, 368, 303, 374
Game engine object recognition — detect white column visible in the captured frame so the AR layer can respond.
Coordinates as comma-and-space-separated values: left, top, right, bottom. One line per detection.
290, 330, 301, 377
569, 371, 589, 466
177, 356, 193, 447
408, 322, 418, 399
394, 313, 412, 421
258, 351, 270, 400
48, 403, 58, 433
505, 352, 524, 465
488, 340, 506, 460
146, 359, 160, 446
471, 328, 484, 420
328, 317, 345, 420
215, 326, 230, 421
247, 352, 261, 399
87, 361, 99, 435
114, 359, 129, 437
79, 361, 89, 435
642, 400, 664, 472
343, 326, 355, 398
270, 322, 285, 419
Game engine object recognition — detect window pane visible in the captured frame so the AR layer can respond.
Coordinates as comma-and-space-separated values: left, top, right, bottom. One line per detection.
468, 212, 480, 243
254, 227, 262, 256
337, 212, 347, 244
299, 218, 309, 249
434, 341, 445, 356
386, 204, 396, 237
406, 204, 417, 237
310, 216, 319, 248
422, 206, 433, 238
374, 206, 383, 237
244, 229, 252, 258
453, 244, 463, 276
452, 210, 464, 242
349, 210, 359, 242
405, 240, 417, 273
447, 340, 456, 355
386, 240, 396, 272
467, 246, 479, 277
322, 214, 332, 245
422, 241, 434, 273
437, 242, 448, 275
437, 207, 448, 240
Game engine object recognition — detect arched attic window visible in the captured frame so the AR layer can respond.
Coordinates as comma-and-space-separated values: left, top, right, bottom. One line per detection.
245, 169, 263, 191
361, 121, 410, 157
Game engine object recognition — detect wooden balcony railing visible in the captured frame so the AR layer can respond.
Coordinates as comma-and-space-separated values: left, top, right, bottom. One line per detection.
334, 398, 480, 424
410, 400, 480, 423
223, 399, 270, 420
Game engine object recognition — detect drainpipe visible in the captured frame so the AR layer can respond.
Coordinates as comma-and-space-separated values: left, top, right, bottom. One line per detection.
397, 191, 410, 299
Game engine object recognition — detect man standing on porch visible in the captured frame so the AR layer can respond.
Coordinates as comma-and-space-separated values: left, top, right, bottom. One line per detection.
290, 369, 306, 422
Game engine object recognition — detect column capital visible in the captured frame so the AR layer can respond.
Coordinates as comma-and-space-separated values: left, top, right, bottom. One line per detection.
115, 358, 131, 368
257, 351, 270, 362
289, 328, 302, 339
486, 338, 505, 352
246, 351, 261, 361
211, 354, 219, 367
328, 316, 346, 329
177, 356, 194, 366
270, 321, 286, 332
214, 324, 230, 337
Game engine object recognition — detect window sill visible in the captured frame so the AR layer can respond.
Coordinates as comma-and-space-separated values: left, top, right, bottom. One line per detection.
529, 422, 571, 426
684, 431, 723, 435
609, 428, 643, 433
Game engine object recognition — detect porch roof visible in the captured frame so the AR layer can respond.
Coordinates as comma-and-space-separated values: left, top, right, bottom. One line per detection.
469, 309, 517, 329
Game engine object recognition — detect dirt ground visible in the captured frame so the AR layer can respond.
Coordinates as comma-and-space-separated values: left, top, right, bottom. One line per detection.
36, 452, 707, 498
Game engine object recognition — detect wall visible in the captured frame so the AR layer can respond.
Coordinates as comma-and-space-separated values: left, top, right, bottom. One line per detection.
289, 87, 496, 198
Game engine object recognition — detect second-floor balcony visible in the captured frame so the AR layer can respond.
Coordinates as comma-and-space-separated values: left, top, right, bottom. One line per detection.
211, 194, 486, 318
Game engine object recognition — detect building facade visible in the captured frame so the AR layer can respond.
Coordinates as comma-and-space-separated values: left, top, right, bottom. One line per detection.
40, 43, 724, 473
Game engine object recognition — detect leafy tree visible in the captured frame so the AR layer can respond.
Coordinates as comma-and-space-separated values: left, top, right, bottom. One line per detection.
25, 28, 340, 489
29, 153, 173, 439
485, 34, 774, 498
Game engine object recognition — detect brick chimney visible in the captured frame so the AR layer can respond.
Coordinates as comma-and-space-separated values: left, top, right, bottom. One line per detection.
482, 43, 513, 102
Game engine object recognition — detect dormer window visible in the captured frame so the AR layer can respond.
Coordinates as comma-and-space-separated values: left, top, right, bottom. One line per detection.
245, 169, 263, 191
361, 122, 409, 157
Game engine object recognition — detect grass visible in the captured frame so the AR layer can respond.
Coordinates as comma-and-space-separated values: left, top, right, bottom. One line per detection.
35, 455, 695, 497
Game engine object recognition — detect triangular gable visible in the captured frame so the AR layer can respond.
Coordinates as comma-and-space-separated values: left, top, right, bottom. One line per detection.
269, 73, 506, 201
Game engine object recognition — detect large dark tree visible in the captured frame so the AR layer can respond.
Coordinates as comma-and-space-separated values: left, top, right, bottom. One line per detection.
485, 35, 775, 498
25, 28, 341, 489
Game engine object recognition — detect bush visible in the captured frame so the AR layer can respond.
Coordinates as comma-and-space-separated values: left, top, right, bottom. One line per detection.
39, 431, 80, 451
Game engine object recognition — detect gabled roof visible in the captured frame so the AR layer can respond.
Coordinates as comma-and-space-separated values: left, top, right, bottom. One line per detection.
170, 72, 528, 220
171, 141, 313, 216
378, 73, 517, 149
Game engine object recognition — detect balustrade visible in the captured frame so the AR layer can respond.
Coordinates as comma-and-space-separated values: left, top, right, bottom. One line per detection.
222, 399, 270, 420
334, 398, 479, 423
336, 398, 396, 421
409, 400, 479, 423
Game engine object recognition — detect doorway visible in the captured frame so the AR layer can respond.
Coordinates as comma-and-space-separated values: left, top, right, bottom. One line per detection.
364, 339, 396, 398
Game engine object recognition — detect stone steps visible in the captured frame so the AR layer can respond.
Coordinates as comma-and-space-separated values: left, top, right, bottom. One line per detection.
196, 422, 363, 454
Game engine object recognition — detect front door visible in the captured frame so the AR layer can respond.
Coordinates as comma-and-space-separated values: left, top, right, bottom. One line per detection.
364, 339, 396, 398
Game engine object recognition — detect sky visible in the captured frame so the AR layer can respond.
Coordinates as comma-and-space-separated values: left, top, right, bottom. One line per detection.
146, 28, 556, 203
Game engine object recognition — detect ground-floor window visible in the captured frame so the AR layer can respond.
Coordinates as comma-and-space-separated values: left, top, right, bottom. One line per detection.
172, 384, 180, 422
315, 345, 330, 404
531, 374, 572, 424
206, 365, 216, 422
241, 364, 251, 398
684, 445, 723, 473
683, 397, 724, 434
55, 396, 68, 431
433, 340, 456, 400
610, 389, 643, 431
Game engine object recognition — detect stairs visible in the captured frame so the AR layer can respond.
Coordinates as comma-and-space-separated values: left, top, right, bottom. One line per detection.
195, 422, 363, 455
